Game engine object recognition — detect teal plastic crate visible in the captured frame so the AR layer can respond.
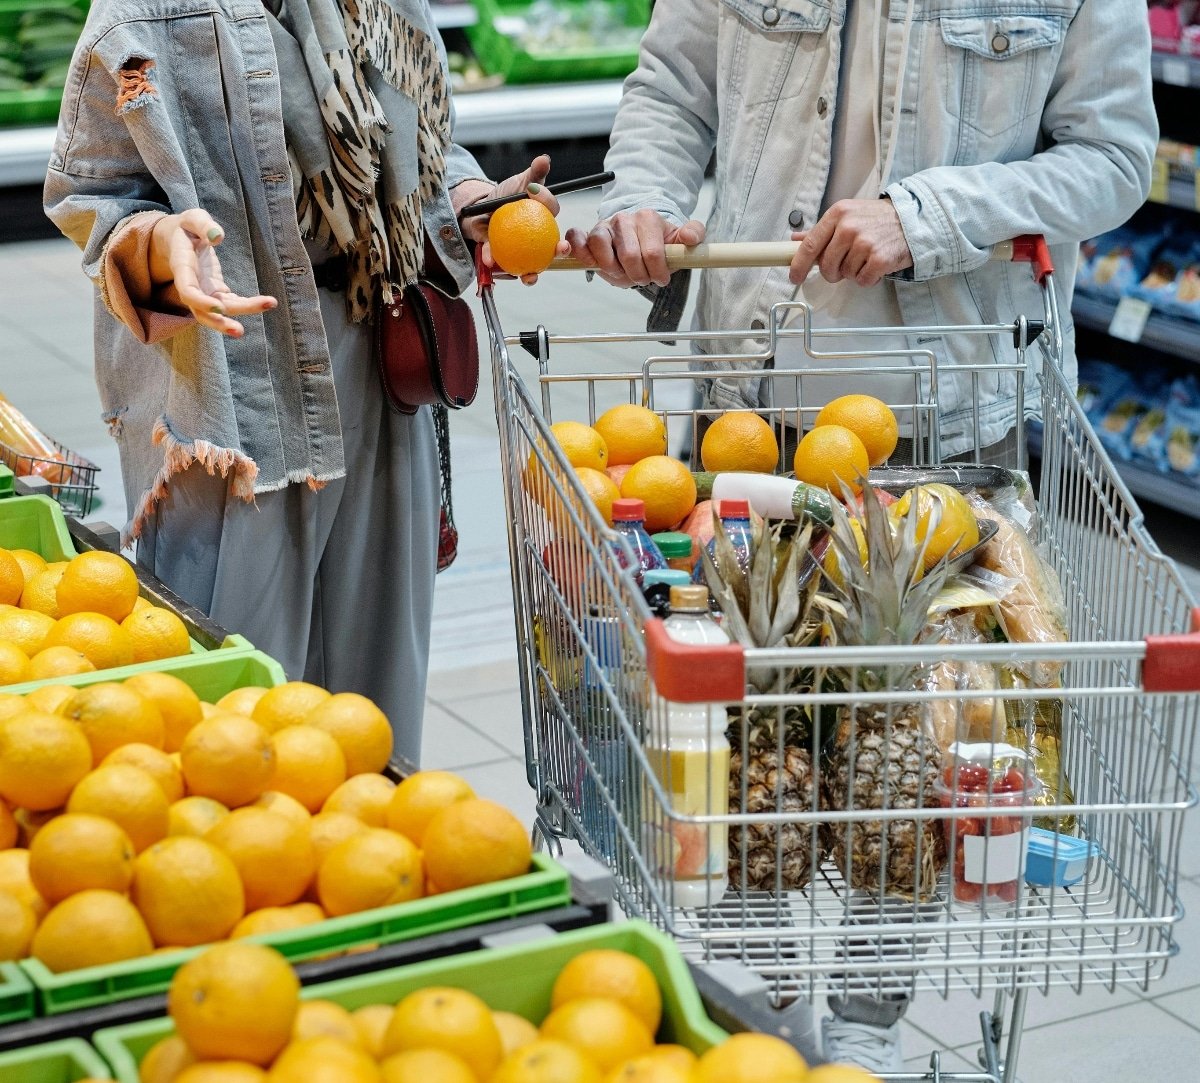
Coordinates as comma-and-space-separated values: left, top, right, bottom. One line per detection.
0, 959, 35, 1025
23, 852, 571, 1015
467, 0, 649, 84
0, 0, 89, 128
95, 921, 728, 1081
0, 1037, 111, 1082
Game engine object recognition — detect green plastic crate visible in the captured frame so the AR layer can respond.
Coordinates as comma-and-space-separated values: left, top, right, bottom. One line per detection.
23, 852, 571, 1016
0, 0, 89, 129
0, 1038, 112, 1082
0, 495, 256, 691
0, 959, 35, 1025
95, 921, 727, 1081
467, 0, 649, 84
0, 463, 13, 498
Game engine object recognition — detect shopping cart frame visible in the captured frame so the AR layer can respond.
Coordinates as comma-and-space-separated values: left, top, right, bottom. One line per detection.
477, 238, 1200, 1082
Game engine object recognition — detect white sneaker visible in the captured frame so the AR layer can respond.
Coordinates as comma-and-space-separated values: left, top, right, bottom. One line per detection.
821, 1015, 906, 1073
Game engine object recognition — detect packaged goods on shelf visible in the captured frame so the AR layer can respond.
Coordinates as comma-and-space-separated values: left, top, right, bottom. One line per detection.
1075, 225, 1166, 300
1150, 0, 1200, 54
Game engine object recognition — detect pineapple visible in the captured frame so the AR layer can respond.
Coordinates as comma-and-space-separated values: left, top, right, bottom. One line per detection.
819, 484, 952, 902
701, 517, 826, 892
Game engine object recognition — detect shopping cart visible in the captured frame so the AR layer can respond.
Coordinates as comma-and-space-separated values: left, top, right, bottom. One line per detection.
478, 238, 1200, 1083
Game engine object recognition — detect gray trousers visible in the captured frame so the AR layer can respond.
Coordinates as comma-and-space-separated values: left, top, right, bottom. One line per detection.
137, 286, 439, 765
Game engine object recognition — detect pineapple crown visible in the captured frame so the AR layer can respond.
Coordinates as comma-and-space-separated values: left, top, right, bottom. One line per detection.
700, 511, 820, 654
820, 483, 952, 690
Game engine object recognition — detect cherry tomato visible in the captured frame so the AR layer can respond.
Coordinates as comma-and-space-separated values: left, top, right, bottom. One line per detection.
955, 880, 984, 903
950, 763, 992, 791
994, 879, 1019, 903
954, 817, 983, 840
993, 767, 1030, 794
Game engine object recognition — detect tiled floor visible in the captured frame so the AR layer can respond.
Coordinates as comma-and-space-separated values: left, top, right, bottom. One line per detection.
3, 191, 1199, 1080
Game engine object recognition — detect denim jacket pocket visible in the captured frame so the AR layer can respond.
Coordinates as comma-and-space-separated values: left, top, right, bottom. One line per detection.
940, 15, 1065, 140
718, 0, 831, 106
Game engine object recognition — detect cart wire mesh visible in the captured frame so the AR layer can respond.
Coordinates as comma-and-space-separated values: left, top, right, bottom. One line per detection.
0, 435, 99, 517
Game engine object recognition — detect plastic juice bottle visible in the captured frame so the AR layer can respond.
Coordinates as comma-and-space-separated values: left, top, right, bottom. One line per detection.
644, 585, 731, 908
651, 531, 693, 573
693, 498, 754, 584
612, 498, 667, 585
642, 569, 692, 619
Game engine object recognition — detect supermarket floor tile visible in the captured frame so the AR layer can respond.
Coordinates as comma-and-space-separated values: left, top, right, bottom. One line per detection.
950, 997, 1200, 1083
452, 755, 537, 829
420, 700, 512, 771
429, 685, 527, 760
1152, 984, 1200, 1032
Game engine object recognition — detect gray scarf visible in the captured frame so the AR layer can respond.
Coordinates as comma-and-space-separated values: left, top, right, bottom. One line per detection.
263, 0, 451, 321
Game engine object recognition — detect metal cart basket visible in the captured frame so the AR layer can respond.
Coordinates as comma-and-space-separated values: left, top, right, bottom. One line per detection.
478, 238, 1200, 1082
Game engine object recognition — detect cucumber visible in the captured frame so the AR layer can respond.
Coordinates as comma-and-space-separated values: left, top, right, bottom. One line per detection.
691, 471, 836, 526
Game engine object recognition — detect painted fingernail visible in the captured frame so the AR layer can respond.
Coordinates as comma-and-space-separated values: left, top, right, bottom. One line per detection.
527, 183, 542, 194
207, 228, 223, 242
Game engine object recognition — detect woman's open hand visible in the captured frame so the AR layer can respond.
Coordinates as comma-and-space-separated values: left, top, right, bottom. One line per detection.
150, 209, 277, 337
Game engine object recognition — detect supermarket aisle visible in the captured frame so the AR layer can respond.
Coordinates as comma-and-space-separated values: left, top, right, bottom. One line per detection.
2, 195, 1200, 1079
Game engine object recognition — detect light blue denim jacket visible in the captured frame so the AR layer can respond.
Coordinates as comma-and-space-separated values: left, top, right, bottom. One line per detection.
598, 0, 1157, 454
44, 0, 485, 536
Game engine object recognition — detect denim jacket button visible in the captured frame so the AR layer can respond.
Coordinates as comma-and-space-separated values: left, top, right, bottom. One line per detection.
762, 6, 780, 26
751, 318, 766, 330
991, 32, 1010, 53
439, 224, 456, 241
817, 96, 828, 118
788, 210, 804, 229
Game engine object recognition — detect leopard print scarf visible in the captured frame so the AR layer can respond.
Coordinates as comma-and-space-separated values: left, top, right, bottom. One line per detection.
264, 0, 451, 322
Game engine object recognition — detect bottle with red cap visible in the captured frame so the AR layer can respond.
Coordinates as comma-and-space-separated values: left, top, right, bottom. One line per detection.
611, 498, 667, 586
693, 498, 754, 584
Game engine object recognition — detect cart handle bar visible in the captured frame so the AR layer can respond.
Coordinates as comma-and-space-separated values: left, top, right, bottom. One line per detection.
539, 234, 1056, 281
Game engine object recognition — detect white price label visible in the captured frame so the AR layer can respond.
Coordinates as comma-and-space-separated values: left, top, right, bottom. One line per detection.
1108, 297, 1152, 343
964, 828, 1029, 884
1162, 58, 1192, 86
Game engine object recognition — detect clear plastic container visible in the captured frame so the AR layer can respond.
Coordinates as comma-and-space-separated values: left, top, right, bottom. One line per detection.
612, 498, 666, 586
935, 742, 1041, 907
644, 585, 731, 909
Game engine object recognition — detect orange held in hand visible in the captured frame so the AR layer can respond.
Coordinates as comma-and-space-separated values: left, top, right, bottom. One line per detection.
488, 199, 561, 277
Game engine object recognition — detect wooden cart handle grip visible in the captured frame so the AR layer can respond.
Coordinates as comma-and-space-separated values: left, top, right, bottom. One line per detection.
547, 242, 800, 272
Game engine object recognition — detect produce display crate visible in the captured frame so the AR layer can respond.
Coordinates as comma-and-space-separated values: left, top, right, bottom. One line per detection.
0, 0, 89, 129
94, 921, 728, 1081
0, 1037, 111, 1082
466, 0, 649, 84
0, 496, 256, 692
0, 463, 13, 498
21, 852, 571, 1016
0, 962, 35, 1026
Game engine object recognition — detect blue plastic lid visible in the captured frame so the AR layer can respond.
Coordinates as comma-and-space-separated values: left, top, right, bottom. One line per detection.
1026, 828, 1092, 860
643, 570, 691, 588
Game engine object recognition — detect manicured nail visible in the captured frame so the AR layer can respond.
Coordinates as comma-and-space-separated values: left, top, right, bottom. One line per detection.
207, 228, 223, 242
527, 183, 542, 194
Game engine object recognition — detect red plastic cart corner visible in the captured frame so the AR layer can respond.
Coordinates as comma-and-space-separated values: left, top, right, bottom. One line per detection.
644, 618, 745, 703
1144, 608, 1200, 693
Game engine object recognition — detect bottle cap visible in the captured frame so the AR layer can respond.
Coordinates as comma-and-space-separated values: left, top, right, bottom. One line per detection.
650, 531, 692, 558
718, 499, 751, 518
611, 498, 646, 522
669, 585, 711, 611
644, 569, 691, 588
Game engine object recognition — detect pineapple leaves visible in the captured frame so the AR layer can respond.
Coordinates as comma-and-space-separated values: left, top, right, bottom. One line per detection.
748, 523, 777, 646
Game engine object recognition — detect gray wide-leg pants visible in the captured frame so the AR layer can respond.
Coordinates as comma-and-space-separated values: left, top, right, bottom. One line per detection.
137, 286, 439, 765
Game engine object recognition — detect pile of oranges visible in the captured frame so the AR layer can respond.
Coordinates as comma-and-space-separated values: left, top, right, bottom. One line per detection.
0, 676, 531, 974
131, 940, 876, 1083
0, 548, 191, 685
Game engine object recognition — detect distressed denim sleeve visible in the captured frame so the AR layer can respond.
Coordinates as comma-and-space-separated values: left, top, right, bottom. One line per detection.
43, 48, 183, 333
886, 0, 1156, 281
595, 0, 719, 226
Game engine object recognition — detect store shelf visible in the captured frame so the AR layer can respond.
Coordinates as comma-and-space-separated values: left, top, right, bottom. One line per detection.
431, 1, 479, 28
0, 80, 620, 187
1029, 423, 1200, 518
1072, 292, 1200, 361
1152, 50, 1200, 87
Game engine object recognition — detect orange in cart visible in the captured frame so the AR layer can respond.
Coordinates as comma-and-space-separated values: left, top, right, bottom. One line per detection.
594, 404, 668, 466
792, 424, 870, 496
619, 456, 698, 533
813, 394, 899, 467
488, 199, 561, 278
700, 412, 780, 474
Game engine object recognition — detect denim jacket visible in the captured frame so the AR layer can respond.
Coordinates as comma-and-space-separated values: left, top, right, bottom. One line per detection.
599, 0, 1157, 454
44, 0, 485, 537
